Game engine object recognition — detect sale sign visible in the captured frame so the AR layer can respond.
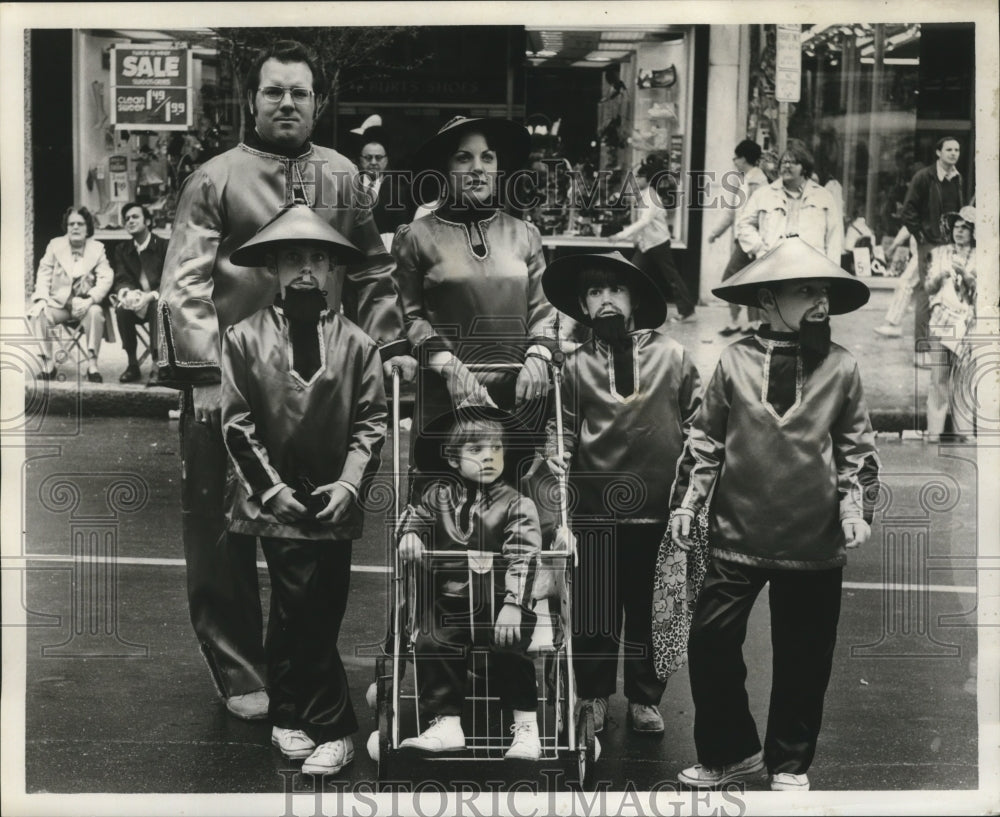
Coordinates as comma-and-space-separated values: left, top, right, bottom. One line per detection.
111, 44, 193, 130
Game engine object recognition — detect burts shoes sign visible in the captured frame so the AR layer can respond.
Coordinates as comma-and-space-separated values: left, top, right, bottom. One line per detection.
111, 44, 193, 130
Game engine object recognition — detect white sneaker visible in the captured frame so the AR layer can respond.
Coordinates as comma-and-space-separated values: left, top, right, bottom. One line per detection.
677, 750, 766, 788
301, 737, 354, 775
399, 715, 466, 753
771, 771, 810, 791
505, 720, 541, 760
271, 726, 316, 760
874, 324, 902, 338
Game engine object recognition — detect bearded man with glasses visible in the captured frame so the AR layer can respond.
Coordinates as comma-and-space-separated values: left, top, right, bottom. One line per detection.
157, 39, 415, 721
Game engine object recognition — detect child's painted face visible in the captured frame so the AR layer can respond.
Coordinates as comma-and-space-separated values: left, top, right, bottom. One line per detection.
581, 280, 634, 323
271, 242, 331, 296
765, 279, 831, 331
448, 437, 505, 485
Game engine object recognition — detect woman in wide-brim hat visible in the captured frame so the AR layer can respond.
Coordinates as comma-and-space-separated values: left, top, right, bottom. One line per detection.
392, 115, 556, 472
924, 206, 977, 442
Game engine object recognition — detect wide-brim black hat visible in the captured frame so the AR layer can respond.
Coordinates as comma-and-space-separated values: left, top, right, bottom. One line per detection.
229, 204, 363, 268
541, 251, 668, 328
413, 404, 538, 484
409, 116, 530, 176
713, 236, 870, 315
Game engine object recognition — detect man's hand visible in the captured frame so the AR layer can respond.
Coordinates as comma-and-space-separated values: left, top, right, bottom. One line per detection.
670, 510, 695, 551
515, 355, 549, 405
494, 602, 522, 647
398, 531, 424, 564
27, 300, 46, 319
70, 296, 93, 321
266, 486, 308, 524
553, 524, 577, 563
383, 354, 417, 383
313, 482, 354, 523
192, 383, 222, 430
842, 517, 871, 549
444, 358, 496, 408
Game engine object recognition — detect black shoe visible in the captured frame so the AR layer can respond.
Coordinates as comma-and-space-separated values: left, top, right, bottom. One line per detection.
145, 368, 159, 388
87, 370, 103, 383
719, 325, 741, 337
37, 368, 57, 381
119, 364, 142, 383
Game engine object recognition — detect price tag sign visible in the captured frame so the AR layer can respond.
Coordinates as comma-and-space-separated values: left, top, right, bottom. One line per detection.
775, 24, 802, 103
111, 44, 193, 130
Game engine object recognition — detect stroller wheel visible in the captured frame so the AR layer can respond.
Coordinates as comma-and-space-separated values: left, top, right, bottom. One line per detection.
575, 701, 596, 785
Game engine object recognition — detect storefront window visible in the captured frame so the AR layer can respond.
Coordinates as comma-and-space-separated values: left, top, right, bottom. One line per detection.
73, 30, 241, 238
523, 26, 696, 248
748, 23, 975, 260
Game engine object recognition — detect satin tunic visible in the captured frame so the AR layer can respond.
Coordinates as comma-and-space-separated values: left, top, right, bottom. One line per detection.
549, 329, 702, 523
221, 306, 387, 540
158, 142, 405, 386
392, 210, 557, 394
399, 479, 541, 607
671, 334, 880, 569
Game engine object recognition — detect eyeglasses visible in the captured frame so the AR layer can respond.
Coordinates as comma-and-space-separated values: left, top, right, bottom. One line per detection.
258, 86, 314, 104
361, 154, 386, 162
779, 158, 802, 167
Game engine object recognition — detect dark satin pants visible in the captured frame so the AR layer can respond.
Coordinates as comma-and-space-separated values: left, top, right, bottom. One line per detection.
687, 558, 843, 773
414, 593, 538, 717
571, 522, 667, 705
179, 394, 267, 698
261, 537, 357, 742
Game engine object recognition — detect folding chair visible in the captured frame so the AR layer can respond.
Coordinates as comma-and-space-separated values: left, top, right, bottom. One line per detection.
50, 302, 117, 369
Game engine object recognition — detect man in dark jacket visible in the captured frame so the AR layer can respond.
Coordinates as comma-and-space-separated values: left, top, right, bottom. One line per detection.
900, 137, 965, 356
113, 202, 167, 385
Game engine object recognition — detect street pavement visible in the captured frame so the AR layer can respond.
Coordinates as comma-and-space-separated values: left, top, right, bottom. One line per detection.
15, 285, 943, 431
15, 415, 981, 795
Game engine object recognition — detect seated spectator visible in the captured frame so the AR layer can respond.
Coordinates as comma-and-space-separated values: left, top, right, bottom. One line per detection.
28, 206, 113, 382
113, 202, 167, 385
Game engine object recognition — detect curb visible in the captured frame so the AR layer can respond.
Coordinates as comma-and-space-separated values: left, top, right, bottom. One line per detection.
28, 384, 924, 433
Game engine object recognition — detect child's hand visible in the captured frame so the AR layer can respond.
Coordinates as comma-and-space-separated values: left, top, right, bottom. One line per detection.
267, 486, 308, 523
494, 602, 522, 647
670, 510, 695, 551
842, 517, 871, 549
398, 532, 424, 564
312, 482, 354, 522
545, 450, 571, 477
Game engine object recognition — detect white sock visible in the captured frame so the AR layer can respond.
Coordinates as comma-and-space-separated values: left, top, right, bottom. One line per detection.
513, 709, 538, 727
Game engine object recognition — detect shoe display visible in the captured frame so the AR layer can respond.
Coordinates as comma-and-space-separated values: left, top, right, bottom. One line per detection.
119, 364, 142, 383
677, 750, 766, 787
579, 697, 609, 734
399, 715, 466, 753
505, 720, 542, 760
225, 689, 269, 720
271, 726, 316, 760
770, 772, 810, 791
627, 701, 664, 734
301, 737, 354, 776
86, 370, 103, 383
874, 324, 902, 338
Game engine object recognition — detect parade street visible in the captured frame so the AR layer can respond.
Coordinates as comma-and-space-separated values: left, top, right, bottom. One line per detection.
16, 414, 979, 794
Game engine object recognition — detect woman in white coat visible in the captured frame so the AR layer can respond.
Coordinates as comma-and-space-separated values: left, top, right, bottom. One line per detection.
28, 206, 113, 381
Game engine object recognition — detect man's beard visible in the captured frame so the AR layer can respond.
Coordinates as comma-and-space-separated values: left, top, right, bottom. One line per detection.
591, 314, 631, 349
281, 286, 327, 323
799, 317, 832, 371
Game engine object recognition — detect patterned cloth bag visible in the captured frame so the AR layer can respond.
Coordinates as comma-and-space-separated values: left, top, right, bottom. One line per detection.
652, 507, 710, 681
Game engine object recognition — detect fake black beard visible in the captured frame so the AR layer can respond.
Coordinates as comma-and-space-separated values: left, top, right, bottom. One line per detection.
280, 287, 327, 323
799, 318, 832, 371
591, 314, 631, 350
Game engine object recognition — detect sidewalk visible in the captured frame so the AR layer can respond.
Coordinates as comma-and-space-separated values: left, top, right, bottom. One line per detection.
25, 288, 933, 430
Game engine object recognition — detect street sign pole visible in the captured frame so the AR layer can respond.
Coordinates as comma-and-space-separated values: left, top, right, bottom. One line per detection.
774, 23, 801, 155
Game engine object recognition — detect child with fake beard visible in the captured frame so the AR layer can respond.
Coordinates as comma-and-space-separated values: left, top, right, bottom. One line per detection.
540, 251, 703, 736
220, 205, 388, 776
669, 237, 881, 793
